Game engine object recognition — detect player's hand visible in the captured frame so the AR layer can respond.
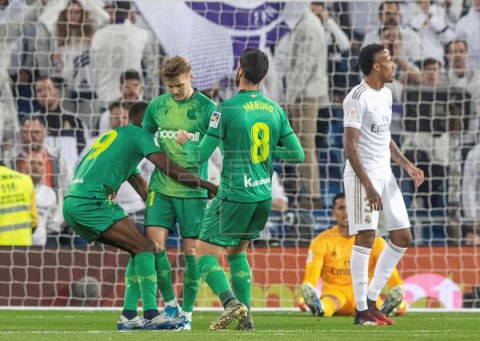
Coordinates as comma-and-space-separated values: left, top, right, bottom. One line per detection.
201, 180, 218, 199
365, 184, 383, 211
406, 165, 424, 188
108, 191, 118, 201
176, 129, 193, 145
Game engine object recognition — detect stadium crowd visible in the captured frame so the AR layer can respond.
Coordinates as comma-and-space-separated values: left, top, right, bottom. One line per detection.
1, 0, 480, 247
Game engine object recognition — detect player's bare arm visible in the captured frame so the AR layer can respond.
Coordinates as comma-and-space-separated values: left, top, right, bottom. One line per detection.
389, 139, 424, 188
127, 173, 149, 201
343, 126, 383, 211
147, 152, 218, 198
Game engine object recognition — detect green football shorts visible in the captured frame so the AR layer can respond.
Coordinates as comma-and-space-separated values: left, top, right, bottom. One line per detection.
144, 191, 206, 238
199, 197, 272, 246
63, 196, 128, 243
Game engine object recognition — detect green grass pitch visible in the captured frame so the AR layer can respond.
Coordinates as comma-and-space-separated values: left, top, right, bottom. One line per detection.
1, 311, 479, 340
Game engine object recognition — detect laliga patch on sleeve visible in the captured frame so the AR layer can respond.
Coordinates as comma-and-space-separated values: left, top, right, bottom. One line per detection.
209, 111, 221, 128
306, 250, 313, 263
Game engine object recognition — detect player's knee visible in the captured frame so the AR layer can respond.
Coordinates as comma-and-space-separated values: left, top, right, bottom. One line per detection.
132, 238, 156, 255
390, 229, 412, 248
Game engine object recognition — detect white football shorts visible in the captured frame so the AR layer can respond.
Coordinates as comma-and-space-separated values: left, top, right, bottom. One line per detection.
344, 171, 410, 235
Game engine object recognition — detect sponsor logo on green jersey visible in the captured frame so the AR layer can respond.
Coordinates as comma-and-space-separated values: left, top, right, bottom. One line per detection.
243, 174, 271, 188
155, 129, 200, 142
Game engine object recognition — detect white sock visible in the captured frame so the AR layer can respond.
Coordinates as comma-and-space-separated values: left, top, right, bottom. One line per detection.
165, 299, 179, 308
351, 245, 371, 311
180, 311, 192, 321
367, 241, 407, 302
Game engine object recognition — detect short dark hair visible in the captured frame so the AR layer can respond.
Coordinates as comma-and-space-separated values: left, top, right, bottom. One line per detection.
358, 44, 385, 75
332, 192, 345, 208
239, 48, 269, 84
128, 101, 148, 121
108, 100, 133, 112
378, 1, 400, 16
20, 114, 46, 127
113, 1, 131, 23
120, 70, 141, 84
419, 58, 441, 70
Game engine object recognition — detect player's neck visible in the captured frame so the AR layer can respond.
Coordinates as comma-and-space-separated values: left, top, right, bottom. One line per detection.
238, 79, 259, 92
364, 76, 383, 91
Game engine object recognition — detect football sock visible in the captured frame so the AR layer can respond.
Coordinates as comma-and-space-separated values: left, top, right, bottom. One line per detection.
367, 241, 407, 302
183, 254, 201, 313
123, 257, 140, 313
133, 252, 158, 314
228, 253, 252, 311
351, 245, 371, 311
155, 250, 176, 303
197, 255, 235, 306
320, 297, 337, 317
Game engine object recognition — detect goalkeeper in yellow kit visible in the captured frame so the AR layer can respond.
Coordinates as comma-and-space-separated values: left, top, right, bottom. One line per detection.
299, 192, 405, 317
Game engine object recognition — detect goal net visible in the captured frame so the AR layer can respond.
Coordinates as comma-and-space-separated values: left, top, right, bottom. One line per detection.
1, 0, 479, 312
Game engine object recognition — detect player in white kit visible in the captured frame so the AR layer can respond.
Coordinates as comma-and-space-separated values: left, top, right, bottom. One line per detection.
343, 44, 424, 326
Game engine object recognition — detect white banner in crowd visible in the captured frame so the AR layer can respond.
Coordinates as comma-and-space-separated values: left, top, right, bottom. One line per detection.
136, 1, 306, 90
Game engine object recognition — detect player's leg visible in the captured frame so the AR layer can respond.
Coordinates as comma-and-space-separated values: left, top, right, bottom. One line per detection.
366, 173, 411, 325
196, 198, 248, 330
227, 200, 272, 330
344, 176, 384, 326
63, 197, 161, 328
175, 198, 206, 329
144, 191, 181, 320
117, 257, 143, 330
99, 217, 162, 328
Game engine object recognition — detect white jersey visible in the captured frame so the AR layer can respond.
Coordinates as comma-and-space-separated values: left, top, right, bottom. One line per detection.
343, 80, 393, 178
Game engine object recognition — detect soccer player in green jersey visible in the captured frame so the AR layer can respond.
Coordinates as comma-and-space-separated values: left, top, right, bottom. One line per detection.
127, 56, 217, 330
63, 102, 217, 330
177, 48, 305, 330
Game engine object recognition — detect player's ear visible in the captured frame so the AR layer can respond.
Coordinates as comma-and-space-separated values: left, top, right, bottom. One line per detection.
189, 71, 194, 82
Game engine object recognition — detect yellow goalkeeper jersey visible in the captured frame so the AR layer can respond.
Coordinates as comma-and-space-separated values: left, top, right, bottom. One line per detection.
303, 225, 403, 291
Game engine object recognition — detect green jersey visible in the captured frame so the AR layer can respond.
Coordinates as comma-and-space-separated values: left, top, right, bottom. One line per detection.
204, 90, 294, 202
66, 124, 161, 199
143, 90, 216, 198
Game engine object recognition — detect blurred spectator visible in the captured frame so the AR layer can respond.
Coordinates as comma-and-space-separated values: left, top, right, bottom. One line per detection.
0, 0, 45, 167
380, 26, 422, 101
35, 0, 109, 78
52, 0, 101, 131
0, 157, 37, 246
444, 39, 480, 145
275, 8, 328, 209
6, 0, 40, 117
455, 0, 480, 70
34, 76, 88, 175
402, 58, 455, 209
404, 0, 455, 64
22, 151, 59, 246
310, 2, 352, 103
97, 69, 143, 134
462, 143, 480, 222
90, 0, 159, 108
15, 116, 69, 238
97, 100, 129, 135
362, 1, 424, 67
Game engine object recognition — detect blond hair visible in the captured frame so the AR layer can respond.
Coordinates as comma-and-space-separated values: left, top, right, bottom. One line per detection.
160, 56, 191, 79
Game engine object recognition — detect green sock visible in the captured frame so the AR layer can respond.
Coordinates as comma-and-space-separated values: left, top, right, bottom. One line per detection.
133, 252, 158, 311
228, 253, 252, 311
197, 255, 235, 306
123, 257, 140, 311
155, 251, 176, 302
183, 255, 201, 313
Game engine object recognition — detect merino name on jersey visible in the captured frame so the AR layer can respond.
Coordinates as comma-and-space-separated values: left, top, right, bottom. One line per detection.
243, 101, 274, 113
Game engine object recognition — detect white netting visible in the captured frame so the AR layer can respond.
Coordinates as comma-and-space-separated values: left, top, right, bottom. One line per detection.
1, 0, 480, 311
